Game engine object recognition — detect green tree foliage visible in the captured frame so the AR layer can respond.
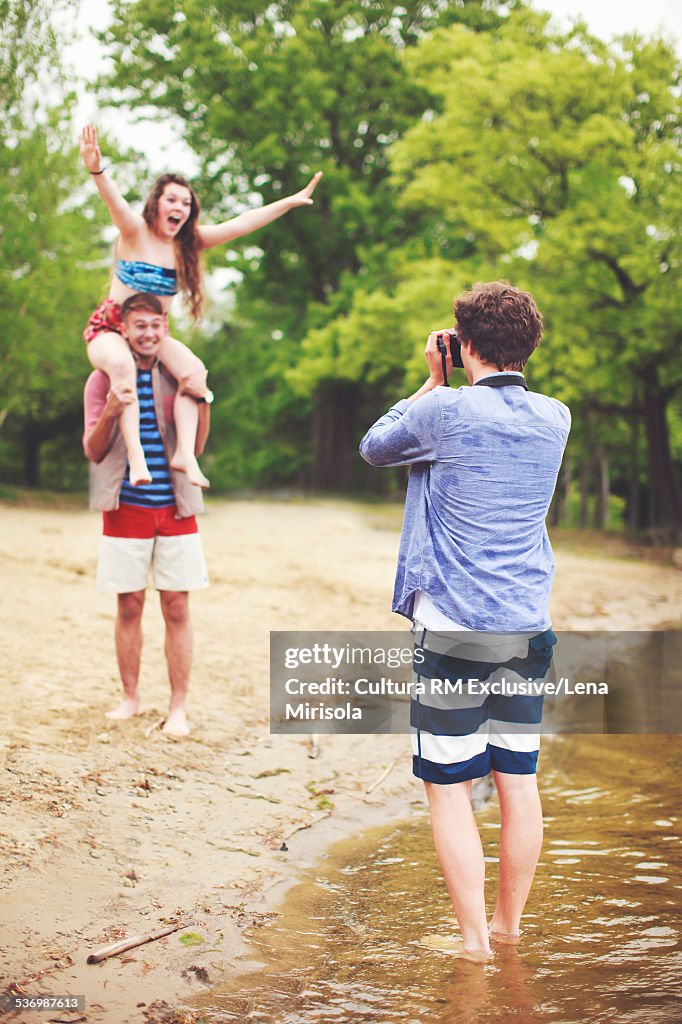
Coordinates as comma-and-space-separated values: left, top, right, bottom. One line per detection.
1, 0, 62, 124
98, 0, 513, 489
388, 14, 682, 530
0, 0, 109, 487
302, 10, 681, 528
94, 2, 681, 529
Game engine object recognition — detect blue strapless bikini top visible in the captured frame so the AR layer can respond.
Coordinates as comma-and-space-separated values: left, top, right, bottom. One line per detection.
115, 259, 178, 296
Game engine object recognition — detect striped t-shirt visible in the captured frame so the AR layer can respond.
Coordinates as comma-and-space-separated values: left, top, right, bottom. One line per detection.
119, 369, 175, 508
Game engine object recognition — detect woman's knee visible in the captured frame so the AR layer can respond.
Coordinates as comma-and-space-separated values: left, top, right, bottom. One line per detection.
88, 333, 136, 383
108, 354, 137, 386
185, 352, 207, 383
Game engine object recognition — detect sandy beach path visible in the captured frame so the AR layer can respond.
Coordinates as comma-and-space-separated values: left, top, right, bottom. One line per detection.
0, 499, 679, 1023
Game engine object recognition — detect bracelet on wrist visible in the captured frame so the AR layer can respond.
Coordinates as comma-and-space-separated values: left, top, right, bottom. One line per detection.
89, 167, 107, 175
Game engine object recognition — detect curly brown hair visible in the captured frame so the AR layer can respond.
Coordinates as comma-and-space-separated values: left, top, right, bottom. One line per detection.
454, 281, 542, 371
142, 173, 204, 321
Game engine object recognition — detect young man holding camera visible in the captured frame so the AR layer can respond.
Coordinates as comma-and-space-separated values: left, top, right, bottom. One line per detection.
360, 281, 570, 959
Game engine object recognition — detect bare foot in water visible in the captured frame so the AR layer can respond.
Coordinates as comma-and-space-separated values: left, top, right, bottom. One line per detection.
170, 452, 210, 489
106, 697, 141, 720
419, 934, 491, 962
162, 707, 190, 737
489, 928, 521, 946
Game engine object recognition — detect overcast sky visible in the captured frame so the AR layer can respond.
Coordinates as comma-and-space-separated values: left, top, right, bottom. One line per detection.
65, 0, 682, 176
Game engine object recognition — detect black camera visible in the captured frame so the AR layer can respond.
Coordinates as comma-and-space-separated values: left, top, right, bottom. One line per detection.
436, 329, 464, 372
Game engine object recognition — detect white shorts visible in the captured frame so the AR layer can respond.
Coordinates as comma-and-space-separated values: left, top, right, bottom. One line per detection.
97, 504, 209, 593
97, 534, 209, 592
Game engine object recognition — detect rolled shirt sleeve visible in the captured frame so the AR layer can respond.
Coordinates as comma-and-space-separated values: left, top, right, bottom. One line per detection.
359, 381, 571, 630
359, 392, 442, 467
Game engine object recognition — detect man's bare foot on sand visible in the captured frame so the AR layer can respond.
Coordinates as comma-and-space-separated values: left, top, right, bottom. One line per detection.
162, 707, 190, 737
170, 451, 210, 489
106, 697, 141, 720
419, 934, 491, 962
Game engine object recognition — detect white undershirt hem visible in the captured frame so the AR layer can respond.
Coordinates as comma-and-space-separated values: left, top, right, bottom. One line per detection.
413, 591, 469, 632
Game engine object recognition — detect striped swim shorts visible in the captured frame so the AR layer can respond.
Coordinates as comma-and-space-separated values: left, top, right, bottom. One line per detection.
411, 624, 556, 783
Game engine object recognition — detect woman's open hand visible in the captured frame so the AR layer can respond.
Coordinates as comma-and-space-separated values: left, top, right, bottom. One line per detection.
80, 124, 103, 173
288, 171, 323, 207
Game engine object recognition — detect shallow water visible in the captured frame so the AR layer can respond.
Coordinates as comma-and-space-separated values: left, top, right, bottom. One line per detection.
195, 736, 681, 1023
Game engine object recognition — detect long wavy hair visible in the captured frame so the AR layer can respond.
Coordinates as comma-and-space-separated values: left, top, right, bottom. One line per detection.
142, 173, 204, 321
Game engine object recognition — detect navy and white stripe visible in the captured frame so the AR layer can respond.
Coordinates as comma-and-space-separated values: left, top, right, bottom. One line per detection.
411, 626, 556, 783
119, 369, 175, 508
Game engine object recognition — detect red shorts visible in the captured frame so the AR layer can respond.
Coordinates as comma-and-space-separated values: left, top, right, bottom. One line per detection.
83, 300, 123, 344
103, 503, 198, 538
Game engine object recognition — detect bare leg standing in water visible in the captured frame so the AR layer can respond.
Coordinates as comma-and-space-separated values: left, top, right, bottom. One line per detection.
489, 772, 544, 938
424, 780, 492, 959
420, 772, 544, 959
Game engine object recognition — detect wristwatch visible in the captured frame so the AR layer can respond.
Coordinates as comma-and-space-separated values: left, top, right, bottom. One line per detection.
198, 389, 215, 404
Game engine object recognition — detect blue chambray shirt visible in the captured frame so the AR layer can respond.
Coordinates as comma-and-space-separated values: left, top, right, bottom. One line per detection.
359, 376, 571, 632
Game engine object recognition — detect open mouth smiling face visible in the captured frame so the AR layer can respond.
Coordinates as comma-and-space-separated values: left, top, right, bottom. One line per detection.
158, 184, 192, 236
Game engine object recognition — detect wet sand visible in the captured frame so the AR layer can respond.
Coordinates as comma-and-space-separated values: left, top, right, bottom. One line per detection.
0, 498, 680, 1023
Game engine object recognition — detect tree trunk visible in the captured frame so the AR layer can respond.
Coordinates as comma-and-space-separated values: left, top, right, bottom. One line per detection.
641, 368, 682, 533
592, 451, 609, 530
20, 410, 83, 491
23, 429, 41, 488
557, 452, 572, 526
628, 416, 640, 532
311, 382, 360, 492
648, 482, 656, 531
578, 459, 591, 529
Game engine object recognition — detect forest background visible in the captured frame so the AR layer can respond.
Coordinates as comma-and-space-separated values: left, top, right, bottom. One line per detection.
1, 0, 681, 536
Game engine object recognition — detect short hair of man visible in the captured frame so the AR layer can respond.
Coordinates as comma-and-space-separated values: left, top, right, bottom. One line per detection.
454, 281, 543, 371
120, 293, 165, 322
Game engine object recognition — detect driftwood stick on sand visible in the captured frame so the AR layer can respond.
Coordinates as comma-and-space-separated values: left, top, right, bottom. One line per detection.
365, 757, 398, 796
282, 810, 331, 840
86, 922, 187, 964
144, 717, 165, 738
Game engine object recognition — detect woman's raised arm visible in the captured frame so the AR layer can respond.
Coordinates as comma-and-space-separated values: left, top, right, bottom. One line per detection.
197, 171, 322, 250
80, 124, 144, 240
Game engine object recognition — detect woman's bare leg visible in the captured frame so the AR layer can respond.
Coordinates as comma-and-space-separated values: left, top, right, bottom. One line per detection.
172, 393, 210, 488
87, 332, 151, 485
157, 335, 210, 489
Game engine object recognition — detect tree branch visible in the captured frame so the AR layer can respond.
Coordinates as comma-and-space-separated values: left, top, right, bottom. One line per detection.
587, 249, 647, 300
